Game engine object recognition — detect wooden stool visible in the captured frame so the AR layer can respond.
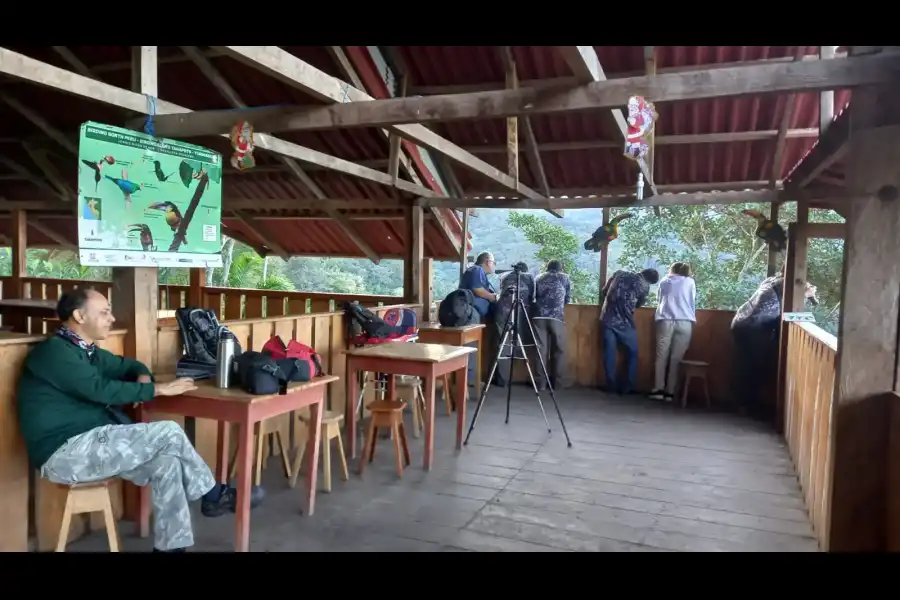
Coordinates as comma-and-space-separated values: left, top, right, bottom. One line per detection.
291, 411, 349, 492
396, 376, 427, 438
228, 419, 292, 485
680, 360, 712, 409
56, 481, 119, 552
359, 400, 410, 478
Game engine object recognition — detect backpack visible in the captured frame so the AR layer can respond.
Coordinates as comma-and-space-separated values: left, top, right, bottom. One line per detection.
234, 351, 317, 395
439, 289, 480, 327
174, 307, 242, 379
342, 301, 413, 346
261, 335, 323, 382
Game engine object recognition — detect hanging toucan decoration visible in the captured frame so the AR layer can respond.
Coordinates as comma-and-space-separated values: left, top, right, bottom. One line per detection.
584, 213, 634, 252
742, 209, 787, 252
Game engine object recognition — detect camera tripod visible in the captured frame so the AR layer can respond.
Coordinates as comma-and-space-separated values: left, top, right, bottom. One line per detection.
464, 269, 573, 447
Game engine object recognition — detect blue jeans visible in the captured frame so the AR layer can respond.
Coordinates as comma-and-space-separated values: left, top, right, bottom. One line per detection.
602, 324, 638, 393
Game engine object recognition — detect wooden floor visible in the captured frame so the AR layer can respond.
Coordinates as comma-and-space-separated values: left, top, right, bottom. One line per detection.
65, 387, 818, 552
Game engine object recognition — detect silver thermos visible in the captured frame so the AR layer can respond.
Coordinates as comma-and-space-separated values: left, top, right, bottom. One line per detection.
216, 331, 236, 388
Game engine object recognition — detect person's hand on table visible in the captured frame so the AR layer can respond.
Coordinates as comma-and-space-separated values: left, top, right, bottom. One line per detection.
137, 374, 152, 384
154, 378, 197, 397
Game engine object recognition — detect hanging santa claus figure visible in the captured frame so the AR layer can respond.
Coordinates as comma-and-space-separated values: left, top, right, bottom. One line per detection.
230, 120, 257, 171
623, 96, 658, 168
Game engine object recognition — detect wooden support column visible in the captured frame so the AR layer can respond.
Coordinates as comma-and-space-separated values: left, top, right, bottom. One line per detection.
422, 258, 433, 316
766, 202, 781, 276
502, 47, 519, 185
790, 200, 810, 308
458, 208, 470, 283
404, 206, 424, 304
599, 207, 610, 304
828, 81, 900, 552
7, 209, 27, 331
820, 46, 836, 136
188, 268, 205, 308
114, 46, 160, 525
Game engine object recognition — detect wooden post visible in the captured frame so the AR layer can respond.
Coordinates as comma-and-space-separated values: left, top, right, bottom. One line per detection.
458, 208, 469, 284
188, 268, 205, 308
7, 209, 27, 331
403, 206, 424, 304
766, 202, 781, 276
598, 207, 610, 304
827, 82, 900, 551
421, 258, 433, 316
114, 46, 160, 525
819, 46, 836, 136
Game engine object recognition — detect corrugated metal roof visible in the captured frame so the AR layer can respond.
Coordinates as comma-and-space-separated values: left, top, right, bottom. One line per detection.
0, 45, 468, 260
397, 45, 854, 194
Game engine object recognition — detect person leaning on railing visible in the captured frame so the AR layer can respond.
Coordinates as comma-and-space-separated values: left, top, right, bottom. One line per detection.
650, 262, 696, 402
730, 274, 817, 420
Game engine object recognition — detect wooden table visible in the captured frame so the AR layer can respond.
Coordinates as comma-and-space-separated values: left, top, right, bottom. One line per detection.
0, 299, 57, 333
137, 375, 338, 552
416, 323, 485, 397
345, 343, 476, 470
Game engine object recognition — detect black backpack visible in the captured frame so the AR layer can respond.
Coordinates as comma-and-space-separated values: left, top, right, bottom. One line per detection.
439, 289, 480, 327
235, 351, 312, 395
342, 301, 405, 341
174, 307, 242, 378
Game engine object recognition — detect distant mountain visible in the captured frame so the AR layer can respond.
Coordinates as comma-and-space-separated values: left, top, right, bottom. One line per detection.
433, 208, 625, 299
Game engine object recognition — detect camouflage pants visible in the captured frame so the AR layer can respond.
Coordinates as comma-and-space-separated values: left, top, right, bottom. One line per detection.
41, 420, 216, 551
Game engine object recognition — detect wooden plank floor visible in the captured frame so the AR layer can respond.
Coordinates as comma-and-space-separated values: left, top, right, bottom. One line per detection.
64, 387, 818, 552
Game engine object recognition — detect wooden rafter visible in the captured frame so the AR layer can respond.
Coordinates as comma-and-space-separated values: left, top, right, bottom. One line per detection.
0, 47, 434, 199
205, 46, 548, 205
462, 129, 819, 154
406, 52, 851, 95
769, 48, 808, 187
415, 188, 850, 210
179, 45, 380, 263
140, 53, 900, 137
231, 211, 290, 260
784, 106, 851, 189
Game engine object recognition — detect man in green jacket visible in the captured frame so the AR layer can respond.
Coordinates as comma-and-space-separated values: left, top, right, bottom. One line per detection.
17, 287, 227, 552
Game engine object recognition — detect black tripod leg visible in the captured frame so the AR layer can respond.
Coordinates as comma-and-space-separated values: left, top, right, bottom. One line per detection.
518, 332, 551, 432
521, 309, 573, 447
464, 313, 515, 446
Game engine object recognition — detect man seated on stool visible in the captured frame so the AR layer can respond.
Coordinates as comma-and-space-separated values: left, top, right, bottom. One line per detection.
16, 287, 234, 553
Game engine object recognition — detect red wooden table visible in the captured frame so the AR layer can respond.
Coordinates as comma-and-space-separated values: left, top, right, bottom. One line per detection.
345, 343, 476, 470
137, 375, 338, 552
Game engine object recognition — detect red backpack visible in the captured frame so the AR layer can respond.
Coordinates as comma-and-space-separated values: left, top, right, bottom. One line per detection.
261, 336, 323, 381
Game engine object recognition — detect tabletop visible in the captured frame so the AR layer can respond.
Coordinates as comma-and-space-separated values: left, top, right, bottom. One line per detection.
156, 375, 339, 404
418, 323, 486, 332
345, 342, 476, 363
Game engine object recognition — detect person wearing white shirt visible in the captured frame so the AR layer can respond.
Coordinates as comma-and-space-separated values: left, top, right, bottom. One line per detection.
650, 263, 696, 401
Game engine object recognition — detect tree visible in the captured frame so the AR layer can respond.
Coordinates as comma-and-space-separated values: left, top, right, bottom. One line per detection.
507, 211, 600, 303
611, 202, 844, 333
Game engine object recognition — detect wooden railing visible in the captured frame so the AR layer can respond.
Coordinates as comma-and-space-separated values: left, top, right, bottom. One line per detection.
0, 277, 402, 323
783, 321, 837, 550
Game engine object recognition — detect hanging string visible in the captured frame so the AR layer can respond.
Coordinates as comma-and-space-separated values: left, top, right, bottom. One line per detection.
143, 95, 157, 137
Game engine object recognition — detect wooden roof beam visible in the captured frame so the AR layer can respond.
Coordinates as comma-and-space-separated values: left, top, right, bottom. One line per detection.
171, 46, 550, 206
462, 129, 819, 154
407, 51, 851, 95
0, 47, 432, 200
769, 48, 808, 187
140, 53, 900, 135
784, 105, 851, 188
415, 188, 848, 210
27, 218, 76, 249
179, 45, 381, 264
231, 211, 290, 261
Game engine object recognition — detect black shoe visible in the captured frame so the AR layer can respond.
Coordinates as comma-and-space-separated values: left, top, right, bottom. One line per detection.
663, 393, 675, 403
153, 547, 187, 553
201, 483, 235, 518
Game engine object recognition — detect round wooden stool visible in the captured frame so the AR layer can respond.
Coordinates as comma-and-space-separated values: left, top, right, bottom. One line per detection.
292, 411, 349, 493
55, 480, 119, 552
359, 400, 411, 478
679, 360, 712, 409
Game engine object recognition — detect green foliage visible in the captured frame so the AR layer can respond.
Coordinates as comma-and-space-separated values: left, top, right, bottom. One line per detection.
506, 211, 600, 303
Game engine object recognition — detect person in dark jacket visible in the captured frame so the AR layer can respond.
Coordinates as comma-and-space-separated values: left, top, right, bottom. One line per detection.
731, 274, 817, 418
494, 262, 535, 386
533, 260, 572, 390
17, 287, 229, 553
